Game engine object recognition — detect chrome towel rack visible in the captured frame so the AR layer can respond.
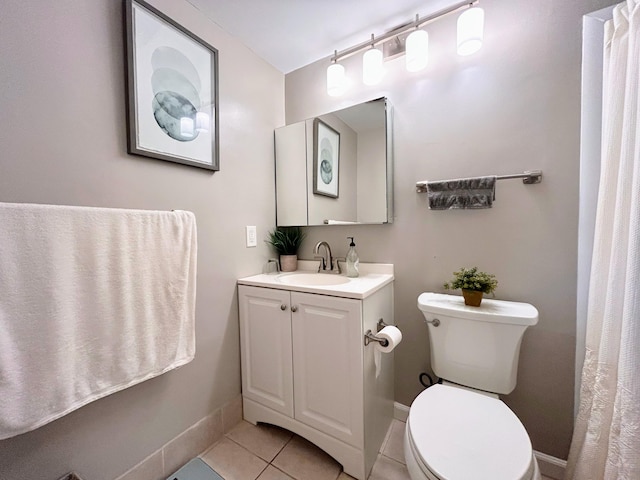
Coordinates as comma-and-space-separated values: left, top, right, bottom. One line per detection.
416, 170, 542, 193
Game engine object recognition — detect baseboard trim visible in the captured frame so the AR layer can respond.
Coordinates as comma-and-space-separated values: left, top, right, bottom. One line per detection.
114, 395, 242, 480
534, 450, 567, 480
394, 402, 566, 480
393, 402, 409, 422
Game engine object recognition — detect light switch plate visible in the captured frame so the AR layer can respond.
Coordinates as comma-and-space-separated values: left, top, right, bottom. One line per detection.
246, 226, 257, 247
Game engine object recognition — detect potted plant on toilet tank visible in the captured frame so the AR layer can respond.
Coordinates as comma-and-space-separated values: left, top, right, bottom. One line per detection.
266, 226, 306, 272
443, 267, 498, 306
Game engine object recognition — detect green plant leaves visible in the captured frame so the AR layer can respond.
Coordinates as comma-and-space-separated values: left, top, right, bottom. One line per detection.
265, 227, 306, 255
443, 266, 498, 294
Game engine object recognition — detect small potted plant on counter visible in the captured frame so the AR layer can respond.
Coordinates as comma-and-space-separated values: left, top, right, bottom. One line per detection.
266, 227, 306, 272
443, 267, 498, 307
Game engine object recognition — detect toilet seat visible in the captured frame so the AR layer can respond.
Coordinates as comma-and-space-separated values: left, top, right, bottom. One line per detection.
406, 384, 535, 480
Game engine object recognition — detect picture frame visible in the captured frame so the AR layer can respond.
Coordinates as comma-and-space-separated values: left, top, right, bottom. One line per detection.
124, 0, 219, 171
313, 118, 340, 198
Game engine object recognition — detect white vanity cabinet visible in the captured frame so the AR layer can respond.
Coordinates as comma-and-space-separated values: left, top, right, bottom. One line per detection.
238, 287, 294, 417
237, 267, 394, 480
239, 287, 364, 447
292, 292, 363, 447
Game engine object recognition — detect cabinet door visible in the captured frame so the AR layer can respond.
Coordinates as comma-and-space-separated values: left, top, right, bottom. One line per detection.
239, 286, 293, 417
291, 292, 364, 447
275, 122, 308, 226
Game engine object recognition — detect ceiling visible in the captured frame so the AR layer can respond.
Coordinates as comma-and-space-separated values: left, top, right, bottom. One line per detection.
188, 0, 456, 73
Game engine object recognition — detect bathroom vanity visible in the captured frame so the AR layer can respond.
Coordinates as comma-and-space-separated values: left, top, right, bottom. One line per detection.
237, 262, 395, 480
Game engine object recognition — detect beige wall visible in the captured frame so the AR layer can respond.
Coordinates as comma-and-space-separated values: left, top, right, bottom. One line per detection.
286, 0, 617, 459
0, 0, 283, 479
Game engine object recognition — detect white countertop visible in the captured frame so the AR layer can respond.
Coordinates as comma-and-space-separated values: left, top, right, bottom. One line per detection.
238, 261, 394, 299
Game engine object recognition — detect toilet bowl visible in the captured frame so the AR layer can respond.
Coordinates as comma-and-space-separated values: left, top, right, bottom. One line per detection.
404, 384, 540, 480
406, 293, 541, 480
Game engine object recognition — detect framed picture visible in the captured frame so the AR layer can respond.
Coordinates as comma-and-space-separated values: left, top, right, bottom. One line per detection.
124, 0, 219, 171
313, 118, 340, 198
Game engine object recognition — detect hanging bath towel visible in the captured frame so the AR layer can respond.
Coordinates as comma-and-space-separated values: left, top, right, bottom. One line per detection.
426, 176, 497, 209
0, 203, 197, 440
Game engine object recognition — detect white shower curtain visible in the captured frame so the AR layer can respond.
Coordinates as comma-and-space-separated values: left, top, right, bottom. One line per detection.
565, 1, 640, 479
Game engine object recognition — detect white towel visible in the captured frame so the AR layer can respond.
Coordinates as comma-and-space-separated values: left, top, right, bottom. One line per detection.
0, 202, 197, 440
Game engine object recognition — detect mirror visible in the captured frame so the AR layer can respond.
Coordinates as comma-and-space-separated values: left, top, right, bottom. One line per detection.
275, 97, 393, 226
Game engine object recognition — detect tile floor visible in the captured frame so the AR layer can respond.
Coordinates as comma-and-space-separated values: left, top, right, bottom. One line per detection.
199, 418, 555, 480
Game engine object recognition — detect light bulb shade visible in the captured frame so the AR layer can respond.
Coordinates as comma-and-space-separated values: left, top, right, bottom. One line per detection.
405, 29, 429, 72
180, 117, 194, 138
457, 7, 484, 56
195, 112, 209, 132
362, 47, 383, 86
327, 62, 346, 96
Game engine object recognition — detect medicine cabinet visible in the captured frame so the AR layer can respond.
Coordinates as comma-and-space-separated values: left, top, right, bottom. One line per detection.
275, 97, 393, 226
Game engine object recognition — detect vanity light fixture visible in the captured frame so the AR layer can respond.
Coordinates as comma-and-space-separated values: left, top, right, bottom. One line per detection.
327, 52, 347, 97
326, 0, 483, 95
406, 19, 429, 72
362, 35, 384, 85
457, 5, 484, 56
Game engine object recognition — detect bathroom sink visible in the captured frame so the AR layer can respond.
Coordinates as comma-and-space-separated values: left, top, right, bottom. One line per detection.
277, 272, 350, 286
239, 261, 393, 299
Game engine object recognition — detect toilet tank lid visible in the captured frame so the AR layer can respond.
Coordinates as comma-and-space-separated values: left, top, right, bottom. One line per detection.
418, 292, 538, 326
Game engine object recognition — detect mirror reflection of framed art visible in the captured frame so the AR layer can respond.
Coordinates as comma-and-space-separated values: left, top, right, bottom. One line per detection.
313, 118, 340, 198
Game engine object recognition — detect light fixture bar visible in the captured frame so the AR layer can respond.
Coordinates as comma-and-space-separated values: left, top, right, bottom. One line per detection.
331, 0, 479, 63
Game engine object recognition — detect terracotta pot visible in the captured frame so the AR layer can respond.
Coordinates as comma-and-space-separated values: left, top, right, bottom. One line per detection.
462, 289, 483, 307
280, 254, 298, 272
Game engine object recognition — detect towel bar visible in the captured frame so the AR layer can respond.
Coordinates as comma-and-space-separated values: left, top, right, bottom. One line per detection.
415, 170, 542, 193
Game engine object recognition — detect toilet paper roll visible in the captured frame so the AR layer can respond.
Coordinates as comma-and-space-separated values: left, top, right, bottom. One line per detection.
375, 325, 402, 353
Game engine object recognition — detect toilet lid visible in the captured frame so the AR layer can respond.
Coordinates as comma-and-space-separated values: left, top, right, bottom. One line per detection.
408, 384, 534, 480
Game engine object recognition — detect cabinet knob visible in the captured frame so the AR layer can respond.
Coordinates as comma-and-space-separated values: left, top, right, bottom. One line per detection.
291, 305, 298, 312
280, 304, 287, 311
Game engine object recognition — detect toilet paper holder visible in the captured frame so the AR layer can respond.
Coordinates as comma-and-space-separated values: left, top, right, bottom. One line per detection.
364, 318, 390, 347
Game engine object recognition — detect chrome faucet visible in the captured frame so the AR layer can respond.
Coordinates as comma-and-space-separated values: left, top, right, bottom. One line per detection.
314, 241, 341, 273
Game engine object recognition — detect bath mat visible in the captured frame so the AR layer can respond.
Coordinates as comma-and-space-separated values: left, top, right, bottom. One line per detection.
167, 458, 224, 480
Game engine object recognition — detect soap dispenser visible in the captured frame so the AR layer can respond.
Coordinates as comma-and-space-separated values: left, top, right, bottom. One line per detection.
346, 237, 360, 278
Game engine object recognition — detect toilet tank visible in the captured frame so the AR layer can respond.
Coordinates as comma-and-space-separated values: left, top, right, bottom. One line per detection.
417, 293, 538, 395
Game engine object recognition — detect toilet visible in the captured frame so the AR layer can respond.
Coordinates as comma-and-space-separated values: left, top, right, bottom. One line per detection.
404, 292, 541, 480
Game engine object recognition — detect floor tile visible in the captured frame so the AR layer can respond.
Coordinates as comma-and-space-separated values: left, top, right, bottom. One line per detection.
272, 435, 342, 480
227, 421, 293, 462
257, 465, 296, 480
201, 438, 268, 480
381, 420, 405, 464
368, 455, 410, 480
336, 472, 356, 479
190, 418, 558, 480
379, 420, 393, 454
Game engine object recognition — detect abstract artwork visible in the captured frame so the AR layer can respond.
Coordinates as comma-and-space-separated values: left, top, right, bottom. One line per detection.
125, 0, 219, 170
313, 118, 340, 198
